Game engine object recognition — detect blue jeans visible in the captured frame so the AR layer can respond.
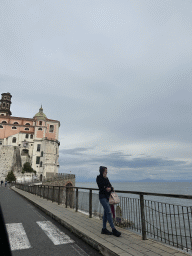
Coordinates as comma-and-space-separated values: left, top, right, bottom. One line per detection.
99, 198, 115, 229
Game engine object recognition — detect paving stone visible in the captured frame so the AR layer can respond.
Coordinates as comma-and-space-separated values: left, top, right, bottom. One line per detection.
143, 251, 161, 256
118, 252, 133, 256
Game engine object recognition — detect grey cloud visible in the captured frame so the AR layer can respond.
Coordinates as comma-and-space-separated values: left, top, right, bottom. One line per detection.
59, 148, 186, 169
60, 147, 92, 156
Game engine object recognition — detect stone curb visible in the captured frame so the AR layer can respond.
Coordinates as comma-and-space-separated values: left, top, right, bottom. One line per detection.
11, 187, 119, 256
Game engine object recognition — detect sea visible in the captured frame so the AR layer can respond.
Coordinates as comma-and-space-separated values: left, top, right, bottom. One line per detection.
76, 181, 192, 207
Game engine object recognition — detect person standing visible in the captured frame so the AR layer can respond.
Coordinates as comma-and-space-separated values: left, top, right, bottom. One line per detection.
5, 181, 7, 187
96, 166, 121, 237
1, 180, 3, 186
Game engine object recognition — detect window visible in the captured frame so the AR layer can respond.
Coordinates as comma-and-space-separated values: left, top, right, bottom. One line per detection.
39, 121, 42, 125
25, 123, 30, 126
12, 126, 17, 129
49, 125, 54, 132
41, 151, 43, 157
13, 122, 18, 124
25, 134, 29, 138
0, 125, 3, 129
25, 128, 29, 131
30, 134, 33, 139
1, 114, 4, 116
3, 103, 5, 107
38, 128, 42, 130
2, 121, 7, 124
22, 149, 28, 155
12, 137, 16, 143
0, 141, 2, 145
40, 161, 42, 167
36, 157, 40, 164
37, 144, 41, 151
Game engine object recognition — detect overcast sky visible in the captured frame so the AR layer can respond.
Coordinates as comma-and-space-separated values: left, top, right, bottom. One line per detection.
1, 1, 192, 182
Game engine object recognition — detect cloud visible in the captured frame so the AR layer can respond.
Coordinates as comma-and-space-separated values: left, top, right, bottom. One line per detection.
59, 147, 188, 181
60, 147, 91, 156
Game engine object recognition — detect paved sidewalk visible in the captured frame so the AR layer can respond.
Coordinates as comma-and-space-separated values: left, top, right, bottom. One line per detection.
11, 186, 189, 256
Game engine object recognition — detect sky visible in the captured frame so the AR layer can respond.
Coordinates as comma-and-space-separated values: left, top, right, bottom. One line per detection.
1, 0, 192, 182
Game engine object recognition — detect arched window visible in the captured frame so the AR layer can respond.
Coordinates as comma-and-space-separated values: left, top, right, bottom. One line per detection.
1, 114, 4, 116
13, 122, 18, 124
39, 121, 42, 125
38, 128, 42, 130
40, 161, 43, 167
25, 123, 30, 126
2, 121, 7, 124
0, 125, 3, 129
12, 126, 17, 129
25, 134, 29, 138
12, 137, 16, 143
25, 128, 29, 131
30, 134, 33, 139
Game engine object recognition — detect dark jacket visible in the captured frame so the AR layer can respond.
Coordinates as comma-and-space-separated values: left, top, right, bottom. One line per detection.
96, 175, 114, 200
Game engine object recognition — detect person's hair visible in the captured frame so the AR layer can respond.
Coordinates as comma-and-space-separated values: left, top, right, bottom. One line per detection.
99, 166, 107, 175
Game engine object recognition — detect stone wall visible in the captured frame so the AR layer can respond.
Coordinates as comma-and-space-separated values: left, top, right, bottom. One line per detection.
42, 173, 75, 187
0, 145, 22, 181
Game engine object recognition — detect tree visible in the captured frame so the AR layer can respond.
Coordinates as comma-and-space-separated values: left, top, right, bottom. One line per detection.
22, 162, 36, 175
6, 171, 16, 183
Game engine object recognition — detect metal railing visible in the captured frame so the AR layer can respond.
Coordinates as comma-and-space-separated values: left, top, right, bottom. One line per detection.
15, 184, 192, 253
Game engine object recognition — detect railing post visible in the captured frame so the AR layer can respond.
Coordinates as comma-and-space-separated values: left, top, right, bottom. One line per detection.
76, 188, 78, 212
58, 186, 60, 205
140, 194, 147, 240
52, 186, 54, 202
47, 186, 49, 200
89, 189, 92, 218
66, 187, 68, 208
43, 186, 45, 199
40, 186, 42, 197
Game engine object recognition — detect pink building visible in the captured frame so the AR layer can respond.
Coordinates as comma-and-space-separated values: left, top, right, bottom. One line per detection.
0, 92, 60, 181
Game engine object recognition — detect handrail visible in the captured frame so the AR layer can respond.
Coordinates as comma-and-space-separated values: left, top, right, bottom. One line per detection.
18, 183, 192, 199
40, 185, 192, 200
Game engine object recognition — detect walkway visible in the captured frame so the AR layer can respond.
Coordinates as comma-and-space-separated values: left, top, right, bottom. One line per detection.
11, 186, 188, 256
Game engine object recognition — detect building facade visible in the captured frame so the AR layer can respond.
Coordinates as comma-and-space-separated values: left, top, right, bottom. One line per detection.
0, 92, 60, 181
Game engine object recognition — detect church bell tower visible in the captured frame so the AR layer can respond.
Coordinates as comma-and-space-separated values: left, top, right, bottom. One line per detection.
0, 92, 12, 116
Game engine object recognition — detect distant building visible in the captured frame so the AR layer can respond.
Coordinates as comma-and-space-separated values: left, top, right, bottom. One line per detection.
0, 92, 60, 181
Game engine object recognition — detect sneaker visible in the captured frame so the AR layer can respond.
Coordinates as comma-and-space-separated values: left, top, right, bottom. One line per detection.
101, 228, 112, 235
112, 228, 121, 237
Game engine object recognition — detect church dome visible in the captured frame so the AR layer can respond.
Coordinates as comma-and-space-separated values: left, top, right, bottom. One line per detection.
34, 105, 47, 120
